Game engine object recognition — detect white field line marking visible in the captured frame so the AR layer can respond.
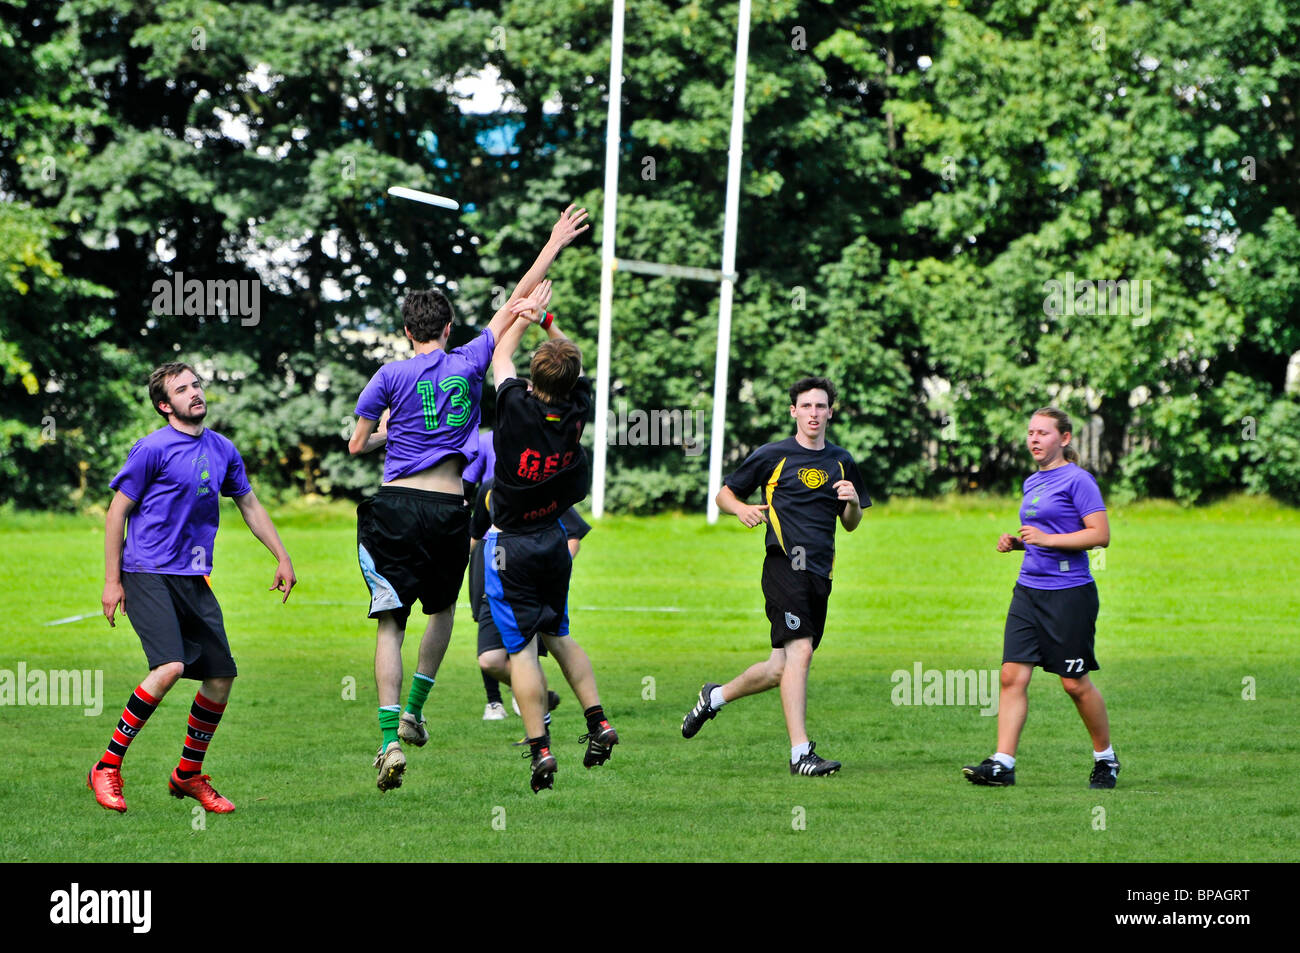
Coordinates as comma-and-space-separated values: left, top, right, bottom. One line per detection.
45, 603, 762, 624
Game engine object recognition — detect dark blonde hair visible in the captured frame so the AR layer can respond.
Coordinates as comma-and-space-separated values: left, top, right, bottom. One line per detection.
1030, 406, 1079, 464
530, 339, 582, 403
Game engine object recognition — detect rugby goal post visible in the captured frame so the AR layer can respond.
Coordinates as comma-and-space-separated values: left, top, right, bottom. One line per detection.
591, 0, 752, 525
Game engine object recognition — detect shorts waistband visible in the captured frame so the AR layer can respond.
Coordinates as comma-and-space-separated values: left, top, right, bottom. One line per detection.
375, 486, 466, 506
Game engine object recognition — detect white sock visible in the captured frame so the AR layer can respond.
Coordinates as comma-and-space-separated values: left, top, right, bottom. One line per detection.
1093, 746, 1115, 762
709, 686, 727, 709
791, 742, 811, 762
992, 752, 1016, 769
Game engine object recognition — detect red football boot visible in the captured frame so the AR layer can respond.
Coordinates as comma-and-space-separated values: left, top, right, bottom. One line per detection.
168, 768, 235, 813
88, 763, 127, 813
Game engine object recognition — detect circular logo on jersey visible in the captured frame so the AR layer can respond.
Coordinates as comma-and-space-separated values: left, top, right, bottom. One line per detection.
797, 467, 828, 489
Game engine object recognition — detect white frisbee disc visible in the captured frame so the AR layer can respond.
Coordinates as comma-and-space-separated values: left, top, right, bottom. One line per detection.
386, 186, 460, 211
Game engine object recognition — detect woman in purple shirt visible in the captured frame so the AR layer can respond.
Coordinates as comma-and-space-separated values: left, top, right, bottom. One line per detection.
963, 408, 1120, 789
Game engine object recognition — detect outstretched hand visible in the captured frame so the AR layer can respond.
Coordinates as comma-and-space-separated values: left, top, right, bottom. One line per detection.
510, 279, 553, 322
550, 204, 590, 248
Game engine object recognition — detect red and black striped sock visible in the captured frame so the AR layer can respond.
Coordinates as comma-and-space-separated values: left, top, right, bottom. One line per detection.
176, 691, 226, 778
99, 685, 160, 769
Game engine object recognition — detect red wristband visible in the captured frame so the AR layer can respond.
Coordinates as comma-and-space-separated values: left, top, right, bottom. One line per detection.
541, 311, 554, 330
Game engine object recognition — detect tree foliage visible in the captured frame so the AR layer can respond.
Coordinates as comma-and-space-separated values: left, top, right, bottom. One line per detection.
2, 0, 1296, 510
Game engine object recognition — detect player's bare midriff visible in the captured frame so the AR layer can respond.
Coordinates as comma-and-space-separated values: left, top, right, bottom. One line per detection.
383, 455, 464, 495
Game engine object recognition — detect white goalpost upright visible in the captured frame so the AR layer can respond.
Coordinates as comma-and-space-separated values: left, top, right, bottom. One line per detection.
590, 0, 752, 522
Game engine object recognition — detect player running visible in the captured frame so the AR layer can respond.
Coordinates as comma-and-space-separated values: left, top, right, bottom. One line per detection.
91, 362, 296, 814
681, 377, 866, 776
962, 407, 1118, 789
348, 206, 589, 792
485, 280, 618, 792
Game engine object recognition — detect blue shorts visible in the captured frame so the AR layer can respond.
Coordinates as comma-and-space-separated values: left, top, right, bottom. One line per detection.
483, 522, 572, 654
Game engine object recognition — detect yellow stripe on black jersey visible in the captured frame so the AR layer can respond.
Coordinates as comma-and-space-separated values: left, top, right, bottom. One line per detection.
765, 457, 787, 553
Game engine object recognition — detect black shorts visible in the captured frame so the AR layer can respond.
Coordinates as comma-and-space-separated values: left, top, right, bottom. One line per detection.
357, 487, 470, 626
1003, 582, 1099, 677
761, 549, 832, 650
483, 524, 571, 655
121, 572, 237, 679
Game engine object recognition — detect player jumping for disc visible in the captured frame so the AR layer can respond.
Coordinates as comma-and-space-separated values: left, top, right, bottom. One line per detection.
485, 279, 618, 792
681, 377, 867, 776
349, 206, 589, 792
467, 459, 591, 726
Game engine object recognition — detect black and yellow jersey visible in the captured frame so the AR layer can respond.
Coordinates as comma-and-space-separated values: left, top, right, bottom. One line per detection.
724, 437, 868, 578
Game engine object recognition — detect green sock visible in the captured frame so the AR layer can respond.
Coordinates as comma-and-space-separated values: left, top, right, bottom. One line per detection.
405, 673, 434, 717
378, 705, 400, 747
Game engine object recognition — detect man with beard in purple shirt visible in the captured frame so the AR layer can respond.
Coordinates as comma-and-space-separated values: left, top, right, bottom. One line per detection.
90, 362, 296, 815
348, 205, 589, 792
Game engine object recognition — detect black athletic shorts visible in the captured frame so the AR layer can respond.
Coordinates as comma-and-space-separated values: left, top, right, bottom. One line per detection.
761, 548, 832, 650
1002, 582, 1099, 677
357, 486, 470, 626
121, 572, 237, 679
483, 523, 571, 654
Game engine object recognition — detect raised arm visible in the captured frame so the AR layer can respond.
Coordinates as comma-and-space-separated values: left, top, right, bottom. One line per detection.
492, 279, 553, 385
232, 489, 297, 602
484, 205, 587, 343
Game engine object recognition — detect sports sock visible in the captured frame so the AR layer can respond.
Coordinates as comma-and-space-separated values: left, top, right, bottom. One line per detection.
583, 705, 606, 734
177, 691, 227, 777
481, 669, 503, 705
528, 735, 551, 758
101, 685, 160, 768
709, 686, 727, 709
543, 711, 552, 729
405, 672, 434, 717
992, 752, 1016, 769
1093, 746, 1115, 761
378, 705, 401, 747
791, 742, 811, 762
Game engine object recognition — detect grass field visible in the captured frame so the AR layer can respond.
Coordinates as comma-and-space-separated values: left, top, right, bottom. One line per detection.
2, 495, 1297, 862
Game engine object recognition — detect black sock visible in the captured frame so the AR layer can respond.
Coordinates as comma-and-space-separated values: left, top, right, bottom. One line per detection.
528, 734, 551, 758
584, 705, 605, 733
482, 669, 503, 705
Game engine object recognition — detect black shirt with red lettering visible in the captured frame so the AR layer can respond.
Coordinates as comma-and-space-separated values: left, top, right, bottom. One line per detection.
490, 376, 591, 532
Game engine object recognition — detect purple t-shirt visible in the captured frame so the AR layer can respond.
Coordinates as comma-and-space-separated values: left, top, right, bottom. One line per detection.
1016, 462, 1106, 589
355, 330, 495, 483
461, 428, 496, 486
110, 426, 252, 575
